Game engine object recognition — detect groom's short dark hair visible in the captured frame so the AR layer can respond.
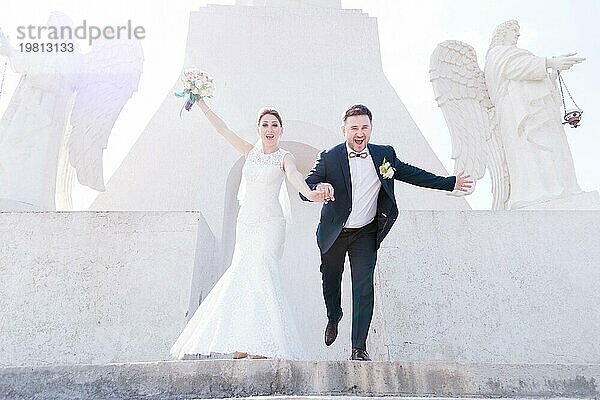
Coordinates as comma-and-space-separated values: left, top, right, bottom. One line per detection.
343, 104, 372, 123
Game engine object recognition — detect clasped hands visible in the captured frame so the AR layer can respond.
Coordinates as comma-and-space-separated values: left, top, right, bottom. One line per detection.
307, 182, 335, 203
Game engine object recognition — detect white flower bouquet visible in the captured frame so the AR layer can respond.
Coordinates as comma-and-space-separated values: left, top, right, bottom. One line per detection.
175, 68, 215, 116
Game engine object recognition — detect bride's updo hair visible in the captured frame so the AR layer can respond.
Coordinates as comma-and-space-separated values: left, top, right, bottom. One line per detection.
257, 107, 283, 126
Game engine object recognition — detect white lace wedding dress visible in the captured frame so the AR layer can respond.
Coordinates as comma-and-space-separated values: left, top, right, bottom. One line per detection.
170, 147, 304, 360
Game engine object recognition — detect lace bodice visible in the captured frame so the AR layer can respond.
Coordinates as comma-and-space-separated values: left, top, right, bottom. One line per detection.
238, 147, 289, 222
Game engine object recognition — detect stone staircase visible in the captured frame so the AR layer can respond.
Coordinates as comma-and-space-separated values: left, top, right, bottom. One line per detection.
1, 360, 598, 399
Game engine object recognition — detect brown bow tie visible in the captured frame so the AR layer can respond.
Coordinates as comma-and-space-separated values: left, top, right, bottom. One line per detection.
348, 151, 368, 159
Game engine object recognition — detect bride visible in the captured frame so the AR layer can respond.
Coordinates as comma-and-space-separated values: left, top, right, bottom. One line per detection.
170, 99, 324, 360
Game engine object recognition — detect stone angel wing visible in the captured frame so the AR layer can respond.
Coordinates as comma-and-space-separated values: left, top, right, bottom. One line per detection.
429, 40, 509, 210
68, 38, 144, 191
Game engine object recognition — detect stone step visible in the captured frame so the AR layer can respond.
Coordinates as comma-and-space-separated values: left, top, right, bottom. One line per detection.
1, 360, 598, 400
206, 398, 584, 400
202, 398, 584, 400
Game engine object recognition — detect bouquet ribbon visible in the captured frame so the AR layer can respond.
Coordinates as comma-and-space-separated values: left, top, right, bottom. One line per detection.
175, 91, 200, 118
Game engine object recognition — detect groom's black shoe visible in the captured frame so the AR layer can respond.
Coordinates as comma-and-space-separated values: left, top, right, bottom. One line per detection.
350, 348, 371, 361
324, 321, 339, 346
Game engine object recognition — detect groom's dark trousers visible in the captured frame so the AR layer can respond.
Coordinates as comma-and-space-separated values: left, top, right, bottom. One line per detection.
301, 143, 456, 351
321, 219, 378, 350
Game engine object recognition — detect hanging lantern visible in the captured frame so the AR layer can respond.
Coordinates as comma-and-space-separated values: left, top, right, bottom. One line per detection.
557, 70, 583, 128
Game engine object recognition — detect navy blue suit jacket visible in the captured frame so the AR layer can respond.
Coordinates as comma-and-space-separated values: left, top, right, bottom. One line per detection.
301, 143, 456, 253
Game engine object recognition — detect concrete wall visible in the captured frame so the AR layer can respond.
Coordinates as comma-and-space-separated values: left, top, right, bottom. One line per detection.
1, 211, 598, 367
0, 211, 214, 367
375, 210, 600, 363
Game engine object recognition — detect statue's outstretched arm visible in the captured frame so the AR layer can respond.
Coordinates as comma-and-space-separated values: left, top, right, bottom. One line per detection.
546, 53, 585, 72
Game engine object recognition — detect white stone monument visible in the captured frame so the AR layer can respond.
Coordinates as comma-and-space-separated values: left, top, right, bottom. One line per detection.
430, 20, 599, 210
92, 2, 469, 221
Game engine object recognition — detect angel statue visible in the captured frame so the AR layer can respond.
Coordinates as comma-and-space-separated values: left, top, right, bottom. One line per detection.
0, 12, 143, 211
430, 20, 586, 210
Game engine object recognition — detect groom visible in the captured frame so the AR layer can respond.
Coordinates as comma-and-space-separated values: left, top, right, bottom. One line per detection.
302, 104, 472, 361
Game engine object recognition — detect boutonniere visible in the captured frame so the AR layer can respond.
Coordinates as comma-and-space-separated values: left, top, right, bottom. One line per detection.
379, 158, 395, 179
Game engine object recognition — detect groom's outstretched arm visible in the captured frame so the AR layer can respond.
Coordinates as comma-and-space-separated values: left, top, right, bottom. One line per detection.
300, 150, 328, 201
391, 147, 456, 191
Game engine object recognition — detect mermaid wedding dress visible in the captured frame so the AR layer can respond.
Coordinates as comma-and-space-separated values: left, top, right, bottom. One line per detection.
170, 146, 304, 360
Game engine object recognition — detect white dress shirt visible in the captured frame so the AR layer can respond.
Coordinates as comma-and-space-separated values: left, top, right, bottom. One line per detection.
344, 144, 382, 229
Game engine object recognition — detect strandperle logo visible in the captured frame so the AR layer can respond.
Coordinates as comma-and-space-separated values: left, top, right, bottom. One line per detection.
16, 20, 146, 45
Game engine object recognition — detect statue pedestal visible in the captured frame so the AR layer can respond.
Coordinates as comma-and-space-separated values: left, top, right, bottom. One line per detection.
516, 191, 600, 210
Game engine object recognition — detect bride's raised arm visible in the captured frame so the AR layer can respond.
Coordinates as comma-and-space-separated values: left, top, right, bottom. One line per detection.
196, 98, 254, 156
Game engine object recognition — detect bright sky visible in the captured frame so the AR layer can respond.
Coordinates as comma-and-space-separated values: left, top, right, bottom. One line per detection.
0, 0, 598, 210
